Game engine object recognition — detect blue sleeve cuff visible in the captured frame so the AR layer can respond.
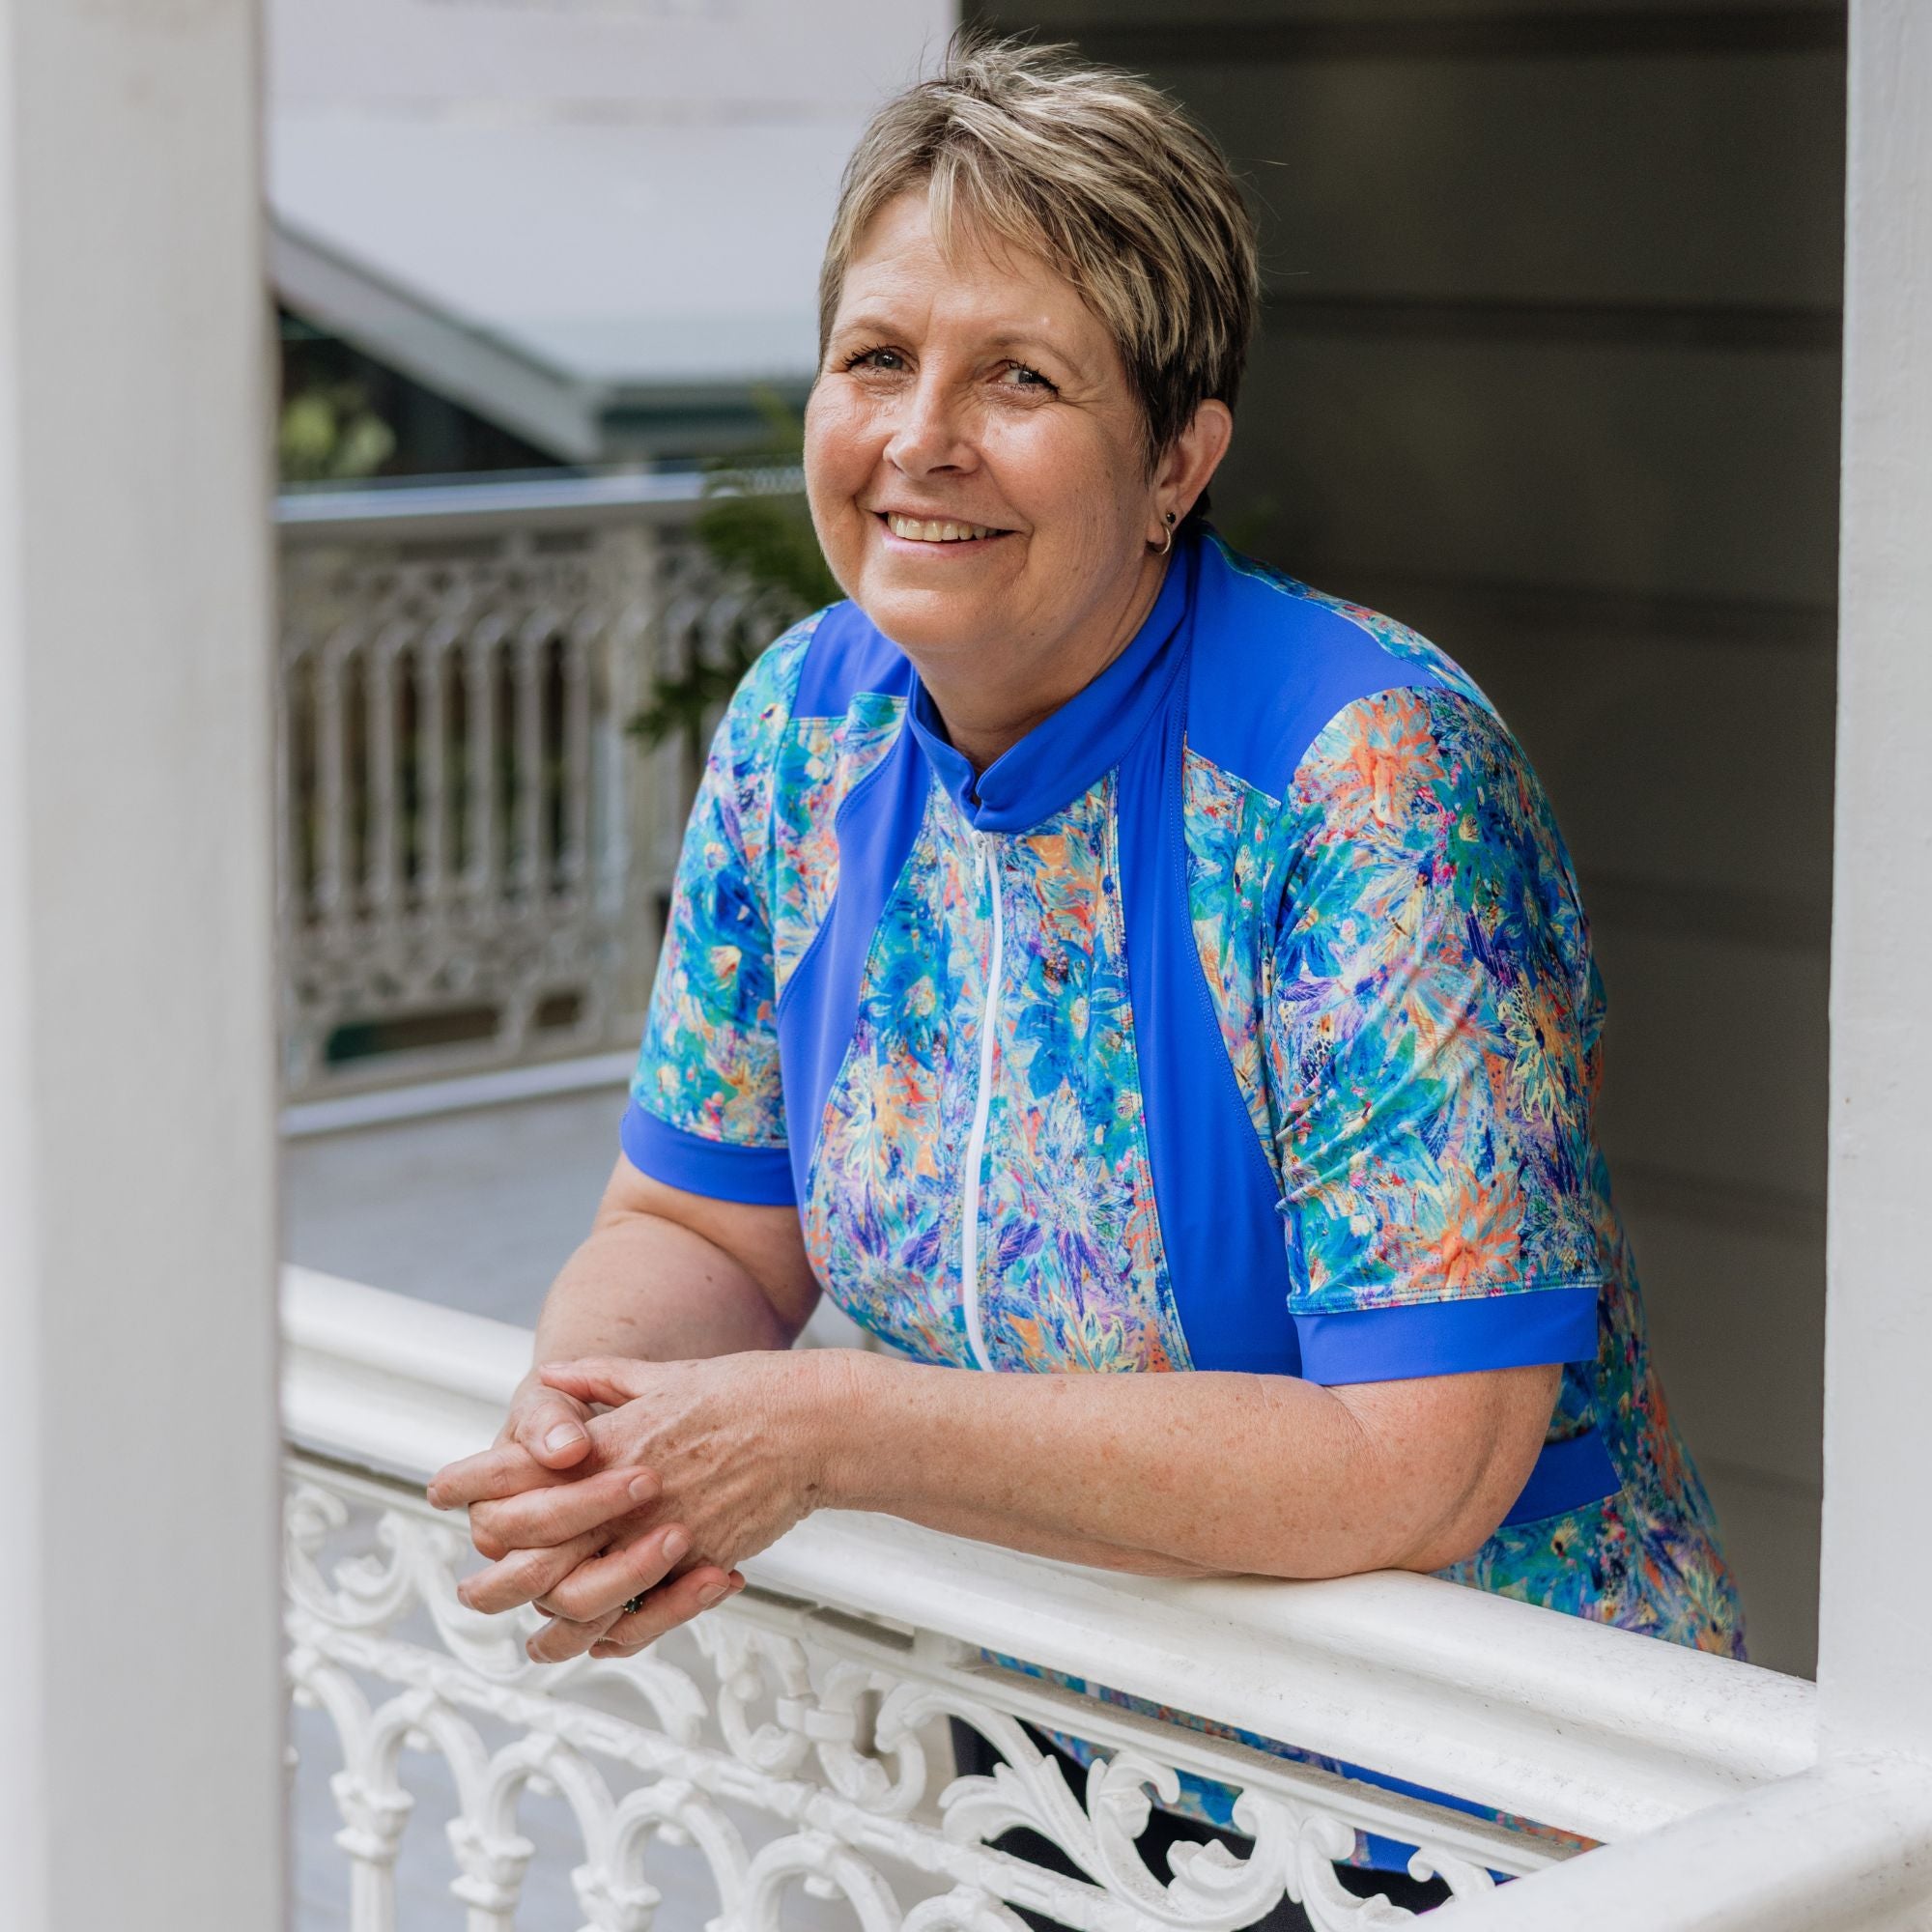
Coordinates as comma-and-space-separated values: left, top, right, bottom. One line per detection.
1293, 1284, 1599, 1386
618, 1099, 797, 1207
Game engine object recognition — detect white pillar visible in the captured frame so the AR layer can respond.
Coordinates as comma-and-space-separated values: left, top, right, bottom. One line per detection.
1819, 0, 1932, 1759
0, 5, 282, 1929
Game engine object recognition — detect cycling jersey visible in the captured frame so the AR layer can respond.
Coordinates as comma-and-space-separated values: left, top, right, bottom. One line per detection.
624, 526, 1743, 1666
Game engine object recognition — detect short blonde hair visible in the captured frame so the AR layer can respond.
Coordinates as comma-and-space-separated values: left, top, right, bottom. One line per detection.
818, 32, 1260, 476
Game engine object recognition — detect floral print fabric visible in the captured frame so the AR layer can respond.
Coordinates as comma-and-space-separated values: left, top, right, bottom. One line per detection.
802, 769, 1190, 1374
1269, 687, 1609, 1311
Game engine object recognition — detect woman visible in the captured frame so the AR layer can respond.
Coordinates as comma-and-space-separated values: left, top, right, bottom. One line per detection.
429, 30, 1742, 1910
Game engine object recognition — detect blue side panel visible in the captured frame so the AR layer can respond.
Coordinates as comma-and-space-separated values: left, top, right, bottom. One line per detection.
1121, 535, 1463, 1376
1117, 666, 1301, 1375
790, 600, 913, 719
775, 719, 929, 1204
1123, 533, 1466, 1373
1186, 535, 1444, 796
1503, 1427, 1619, 1526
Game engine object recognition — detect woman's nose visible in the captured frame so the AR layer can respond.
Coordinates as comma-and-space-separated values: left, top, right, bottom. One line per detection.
883, 377, 975, 477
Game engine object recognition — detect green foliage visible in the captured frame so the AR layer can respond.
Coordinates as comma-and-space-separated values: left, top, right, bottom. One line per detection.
279, 381, 397, 483
630, 391, 836, 764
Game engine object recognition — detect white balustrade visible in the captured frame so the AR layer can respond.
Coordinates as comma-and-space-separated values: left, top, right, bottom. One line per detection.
275, 473, 801, 1098
283, 1268, 1828, 1930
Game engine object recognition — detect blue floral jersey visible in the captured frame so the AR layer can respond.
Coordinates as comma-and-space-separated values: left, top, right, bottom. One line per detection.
622, 527, 1744, 1859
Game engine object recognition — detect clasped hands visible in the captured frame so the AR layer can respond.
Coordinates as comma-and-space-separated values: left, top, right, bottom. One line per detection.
426, 1351, 822, 1662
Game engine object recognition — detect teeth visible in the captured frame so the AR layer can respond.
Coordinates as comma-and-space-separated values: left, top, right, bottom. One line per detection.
887, 514, 999, 543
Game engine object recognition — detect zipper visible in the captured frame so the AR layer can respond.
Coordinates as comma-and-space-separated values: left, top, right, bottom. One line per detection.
960, 829, 1002, 1372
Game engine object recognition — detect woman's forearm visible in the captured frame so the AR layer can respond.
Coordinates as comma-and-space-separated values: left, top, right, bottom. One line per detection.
804, 1350, 1554, 1580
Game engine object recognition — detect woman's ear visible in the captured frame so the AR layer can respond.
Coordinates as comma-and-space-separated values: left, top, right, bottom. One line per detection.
1156, 398, 1235, 527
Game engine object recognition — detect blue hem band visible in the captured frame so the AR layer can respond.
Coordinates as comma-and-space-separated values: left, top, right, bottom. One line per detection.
1502, 1426, 1621, 1526
618, 1100, 796, 1207
1293, 1284, 1599, 1386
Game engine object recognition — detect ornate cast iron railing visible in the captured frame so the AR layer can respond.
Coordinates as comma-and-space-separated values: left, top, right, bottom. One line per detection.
282, 1269, 1817, 1930
274, 473, 798, 1098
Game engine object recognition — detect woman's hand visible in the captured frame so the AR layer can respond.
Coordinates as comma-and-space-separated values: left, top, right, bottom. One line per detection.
494, 1363, 600, 1473
429, 1366, 737, 1662
431, 1349, 850, 1660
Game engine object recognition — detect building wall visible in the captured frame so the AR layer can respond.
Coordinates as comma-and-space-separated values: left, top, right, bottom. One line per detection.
975, 0, 1845, 1676
269, 0, 959, 458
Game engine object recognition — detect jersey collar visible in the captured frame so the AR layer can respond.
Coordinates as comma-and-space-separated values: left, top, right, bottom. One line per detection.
905, 530, 1196, 834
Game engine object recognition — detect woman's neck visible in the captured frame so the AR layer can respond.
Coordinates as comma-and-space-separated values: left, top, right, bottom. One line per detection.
919, 550, 1171, 773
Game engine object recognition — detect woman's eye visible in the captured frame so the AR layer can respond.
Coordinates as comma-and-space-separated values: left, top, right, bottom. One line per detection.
843, 346, 906, 373
997, 363, 1056, 391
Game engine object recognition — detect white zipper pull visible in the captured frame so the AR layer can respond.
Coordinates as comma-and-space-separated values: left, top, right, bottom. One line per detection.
960, 828, 1001, 1373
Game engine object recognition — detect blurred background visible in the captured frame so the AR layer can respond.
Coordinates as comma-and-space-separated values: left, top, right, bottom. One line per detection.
273, 14, 1843, 1915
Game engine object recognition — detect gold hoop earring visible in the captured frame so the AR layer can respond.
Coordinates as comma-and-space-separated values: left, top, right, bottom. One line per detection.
1151, 509, 1178, 556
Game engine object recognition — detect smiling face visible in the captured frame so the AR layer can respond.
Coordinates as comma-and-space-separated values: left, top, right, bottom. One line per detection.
806, 189, 1222, 754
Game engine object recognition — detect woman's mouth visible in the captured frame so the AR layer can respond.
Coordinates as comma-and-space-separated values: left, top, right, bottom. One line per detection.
878, 512, 1011, 545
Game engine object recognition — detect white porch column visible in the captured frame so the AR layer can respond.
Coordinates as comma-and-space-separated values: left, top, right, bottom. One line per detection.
1820, 0, 1932, 1759
0, 4, 281, 1930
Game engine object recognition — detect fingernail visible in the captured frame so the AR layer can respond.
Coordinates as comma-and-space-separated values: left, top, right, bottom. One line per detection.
545, 1425, 582, 1454
628, 1472, 657, 1504
662, 1527, 690, 1564
697, 1582, 728, 1609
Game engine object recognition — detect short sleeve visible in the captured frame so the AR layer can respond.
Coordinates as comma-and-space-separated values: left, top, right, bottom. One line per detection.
620, 623, 816, 1206
1266, 686, 1606, 1384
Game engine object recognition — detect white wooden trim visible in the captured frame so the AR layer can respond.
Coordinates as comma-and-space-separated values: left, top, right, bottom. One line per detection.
1430, 1753, 1932, 1931
1820, 0, 1932, 1759
275, 464, 808, 538
280, 1047, 635, 1139
0, 3, 281, 1924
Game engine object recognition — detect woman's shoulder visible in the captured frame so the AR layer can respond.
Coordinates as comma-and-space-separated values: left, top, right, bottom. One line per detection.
714, 600, 910, 766
1186, 532, 1506, 810
1198, 536, 1487, 698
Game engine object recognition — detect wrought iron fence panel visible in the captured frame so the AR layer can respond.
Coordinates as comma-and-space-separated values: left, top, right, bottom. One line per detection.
286, 1457, 1548, 1931
276, 477, 802, 1097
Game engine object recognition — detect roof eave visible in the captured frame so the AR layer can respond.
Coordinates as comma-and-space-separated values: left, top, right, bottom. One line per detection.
270, 218, 608, 465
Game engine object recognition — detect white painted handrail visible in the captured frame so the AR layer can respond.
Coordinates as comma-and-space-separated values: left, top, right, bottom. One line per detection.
281, 1264, 1816, 1852
1428, 1755, 1932, 1930
275, 465, 804, 541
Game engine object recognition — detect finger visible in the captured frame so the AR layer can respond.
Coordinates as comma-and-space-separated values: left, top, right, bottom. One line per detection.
457, 1526, 609, 1616
524, 1605, 621, 1665
536, 1522, 693, 1624
512, 1391, 594, 1471
588, 1568, 745, 1659
469, 1466, 660, 1552
538, 1356, 656, 1407
427, 1440, 569, 1511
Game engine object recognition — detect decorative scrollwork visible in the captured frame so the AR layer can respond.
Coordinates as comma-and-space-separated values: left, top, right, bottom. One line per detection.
286, 1458, 1561, 1930
901, 1887, 1032, 1932
285, 1479, 706, 1741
